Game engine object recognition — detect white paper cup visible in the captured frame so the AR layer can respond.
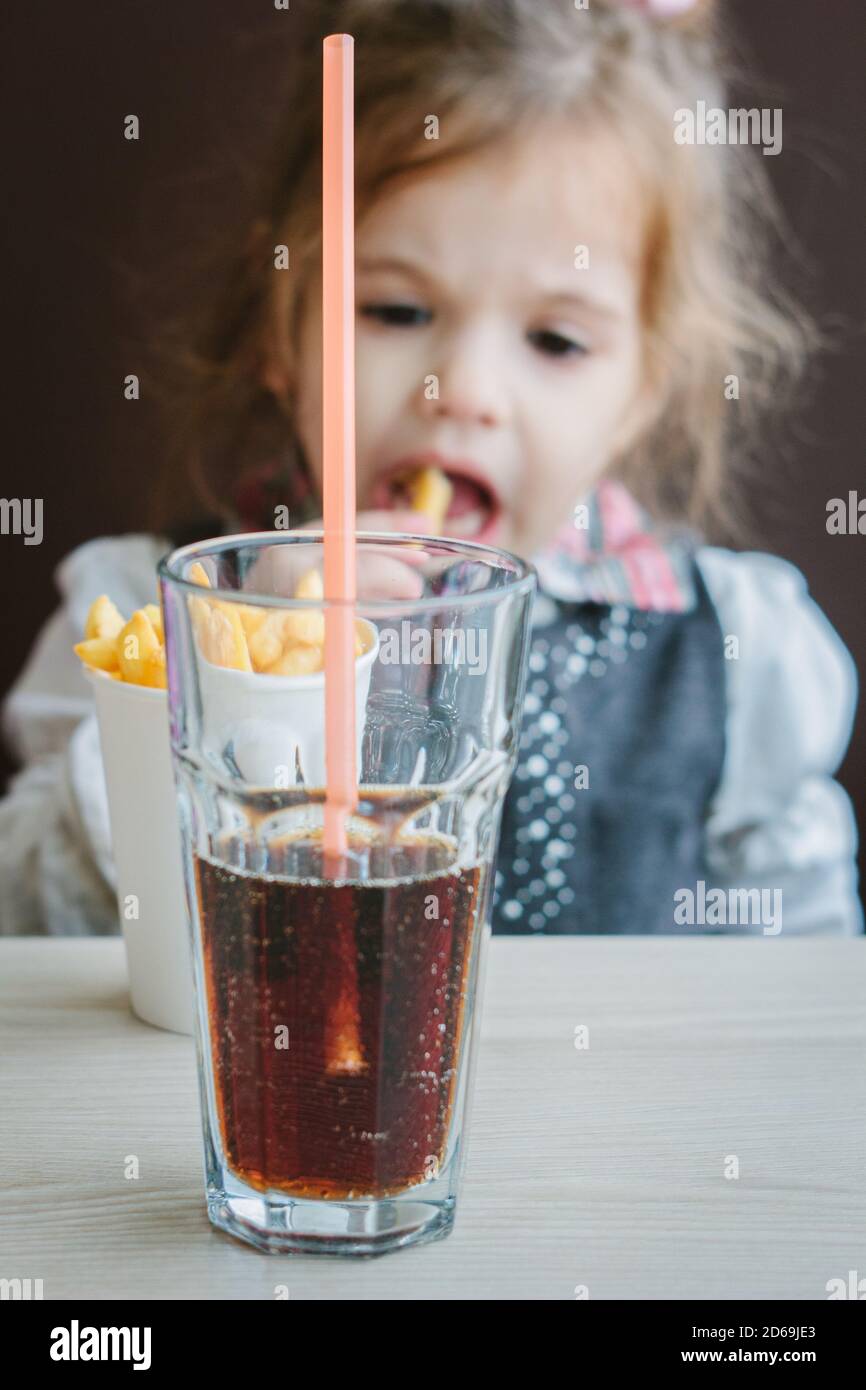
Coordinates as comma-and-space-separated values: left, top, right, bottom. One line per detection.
197, 620, 379, 786
86, 618, 379, 1032
86, 669, 194, 1035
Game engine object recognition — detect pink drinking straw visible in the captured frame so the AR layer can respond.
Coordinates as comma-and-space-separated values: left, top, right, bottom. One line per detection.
322, 33, 357, 873
321, 35, 364, 1072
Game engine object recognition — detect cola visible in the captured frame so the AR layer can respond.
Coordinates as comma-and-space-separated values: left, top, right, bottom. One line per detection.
195, 834, 484, 1199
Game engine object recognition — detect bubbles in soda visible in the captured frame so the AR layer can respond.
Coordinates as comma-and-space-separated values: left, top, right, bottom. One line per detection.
195, 832, 484, 1199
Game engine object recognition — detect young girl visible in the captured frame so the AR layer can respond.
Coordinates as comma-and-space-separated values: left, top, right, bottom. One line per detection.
1, 0, 860, 935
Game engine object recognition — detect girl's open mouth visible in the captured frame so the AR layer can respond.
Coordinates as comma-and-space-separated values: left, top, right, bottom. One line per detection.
373, 459, 503, 543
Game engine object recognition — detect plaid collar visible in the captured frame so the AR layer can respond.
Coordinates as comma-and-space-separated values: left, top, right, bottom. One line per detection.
533, 480, 700, 613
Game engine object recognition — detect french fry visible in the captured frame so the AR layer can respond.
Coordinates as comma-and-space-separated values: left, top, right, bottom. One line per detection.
247, 612, 288, 672
84, 595, 125, 643
185, 559, 253, 671
189, 596, 253, 672
76, 558, 369, 689
212, 600, 253, 671
238, 603, 269, 638
142, 653, 167, 689
405, 466, 452, 532
74, 636, 121, 673
143, 603, 164, 644
76, 596, 162, 686
295, 567, 324, 600
280, 564, 324, 645
266, 643, 323, 676
188, 561, 211, 588
283, 607, 326, 646
118, 611, 167, 688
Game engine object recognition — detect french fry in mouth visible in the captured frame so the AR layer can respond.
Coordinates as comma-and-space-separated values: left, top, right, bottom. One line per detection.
404, 466, 452, 532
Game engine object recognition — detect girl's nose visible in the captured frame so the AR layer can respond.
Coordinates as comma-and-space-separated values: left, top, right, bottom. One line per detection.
421, 333, 509, 429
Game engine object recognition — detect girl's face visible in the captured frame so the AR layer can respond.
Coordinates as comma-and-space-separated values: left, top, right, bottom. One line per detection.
293, 121, 651, 559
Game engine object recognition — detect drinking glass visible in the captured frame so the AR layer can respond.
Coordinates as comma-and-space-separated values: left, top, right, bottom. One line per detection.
159, 532, 535, 1255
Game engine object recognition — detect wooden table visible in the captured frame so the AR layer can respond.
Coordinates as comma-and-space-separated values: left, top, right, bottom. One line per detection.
2, 937, 863, 1300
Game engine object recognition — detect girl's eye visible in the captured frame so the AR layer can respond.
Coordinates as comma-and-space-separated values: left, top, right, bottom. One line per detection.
359, 303, 433, 328
528, 329, 588, 359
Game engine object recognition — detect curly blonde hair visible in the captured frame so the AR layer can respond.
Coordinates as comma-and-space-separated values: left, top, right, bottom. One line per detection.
157, 0, 814, 542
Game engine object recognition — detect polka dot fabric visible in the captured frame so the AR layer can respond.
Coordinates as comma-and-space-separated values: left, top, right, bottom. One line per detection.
495, 602, 648, 930
491, 569, 727, 934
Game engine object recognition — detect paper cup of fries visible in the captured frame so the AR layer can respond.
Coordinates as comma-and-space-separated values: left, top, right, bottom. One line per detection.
85, 668, 194, 1035
75, 593, 193, 1034
196, 622, 378, 785
183, 560, 379, 786
75, 569, 381, 1034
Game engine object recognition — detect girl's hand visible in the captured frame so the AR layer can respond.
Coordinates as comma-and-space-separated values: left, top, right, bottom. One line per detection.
250, 509, 436, 601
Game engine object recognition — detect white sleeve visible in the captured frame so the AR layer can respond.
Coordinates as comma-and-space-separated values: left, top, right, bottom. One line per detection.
0, 724, 118, 936
0, 533, 168, 934
697, 547, 862, 936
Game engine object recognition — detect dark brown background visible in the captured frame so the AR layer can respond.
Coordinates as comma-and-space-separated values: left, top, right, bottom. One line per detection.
2, 1, 864, 896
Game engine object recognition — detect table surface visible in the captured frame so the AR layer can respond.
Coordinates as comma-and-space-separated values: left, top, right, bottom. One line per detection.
2, 937, 864, 1301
